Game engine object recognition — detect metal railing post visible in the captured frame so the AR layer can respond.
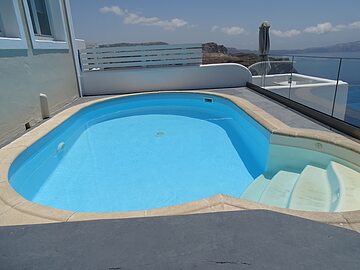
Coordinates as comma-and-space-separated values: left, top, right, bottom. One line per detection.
288, 55, 294, 99
331, 58, 343, 117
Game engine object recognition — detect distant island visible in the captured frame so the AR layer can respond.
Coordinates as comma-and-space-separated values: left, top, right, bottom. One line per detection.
271, 40, 360, 54
87, 40, 360, 54
226, 40, 360, 55
98, 42, 168, 48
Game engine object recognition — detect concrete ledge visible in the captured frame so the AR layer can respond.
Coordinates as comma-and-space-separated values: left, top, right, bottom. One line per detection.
81, 63, 252, 95
0, 90, 359, 232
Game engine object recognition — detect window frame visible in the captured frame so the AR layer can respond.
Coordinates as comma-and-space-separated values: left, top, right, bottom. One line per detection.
27, 0, 54, 39
0, 0, 28, 50
0, 13, 5, 37
23, 0, 69, 50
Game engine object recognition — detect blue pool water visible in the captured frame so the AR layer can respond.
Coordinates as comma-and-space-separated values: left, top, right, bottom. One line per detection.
9, 93, 270, 212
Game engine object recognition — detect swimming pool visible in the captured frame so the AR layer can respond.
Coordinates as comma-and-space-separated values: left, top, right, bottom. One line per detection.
9, 93, 270, 212
8, 92, 360, 213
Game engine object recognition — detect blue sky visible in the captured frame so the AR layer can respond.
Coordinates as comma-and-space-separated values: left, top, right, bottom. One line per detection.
69, 0, 360, 50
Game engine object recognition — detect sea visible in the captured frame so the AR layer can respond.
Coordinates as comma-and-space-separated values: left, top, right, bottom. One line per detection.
276, 51, 360, 127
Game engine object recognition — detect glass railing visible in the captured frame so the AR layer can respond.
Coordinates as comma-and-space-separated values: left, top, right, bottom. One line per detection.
338, 58, 360, 127
250, 55, 360, 128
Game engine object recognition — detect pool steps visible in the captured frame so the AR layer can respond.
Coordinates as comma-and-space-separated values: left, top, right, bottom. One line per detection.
259, 171, 299, 208
330, 162, 360, 212
240, 175, 270, 201
241, 161, 360, 212
289, 166, 331, 212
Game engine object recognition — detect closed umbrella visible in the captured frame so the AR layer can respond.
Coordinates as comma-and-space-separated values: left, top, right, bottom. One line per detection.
258, 21, 271, 86
259, 21, 270, 56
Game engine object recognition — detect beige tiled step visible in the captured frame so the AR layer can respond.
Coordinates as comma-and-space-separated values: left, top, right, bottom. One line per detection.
328, 161, 360, 212
289, 165, 331, 212
259, 171, 299, 208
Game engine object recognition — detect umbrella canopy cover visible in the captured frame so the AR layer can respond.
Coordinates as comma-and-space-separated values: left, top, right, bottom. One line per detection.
259, 21, 270, 56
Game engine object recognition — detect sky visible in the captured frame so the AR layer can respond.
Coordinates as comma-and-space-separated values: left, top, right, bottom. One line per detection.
69, 0, 360, 50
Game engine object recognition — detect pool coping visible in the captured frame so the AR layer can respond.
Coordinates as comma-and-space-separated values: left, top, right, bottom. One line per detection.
0, 90, 359, 232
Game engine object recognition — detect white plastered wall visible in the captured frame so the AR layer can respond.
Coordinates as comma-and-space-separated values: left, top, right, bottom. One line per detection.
0, 0, 79, 144
81, 63, 253, 96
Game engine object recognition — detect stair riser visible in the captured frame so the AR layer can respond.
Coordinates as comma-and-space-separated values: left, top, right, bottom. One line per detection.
326, 165, 341, 212
259, 171, 299, 208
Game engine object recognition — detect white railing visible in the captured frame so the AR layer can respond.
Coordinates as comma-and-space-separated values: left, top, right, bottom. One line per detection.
79, 43, 202, 72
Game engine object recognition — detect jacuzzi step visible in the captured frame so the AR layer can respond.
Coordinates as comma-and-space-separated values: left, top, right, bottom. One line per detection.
329, 161, 360, 212
259, 171, 299, 208
289, 165, 331, 212
240, 175, 270, 201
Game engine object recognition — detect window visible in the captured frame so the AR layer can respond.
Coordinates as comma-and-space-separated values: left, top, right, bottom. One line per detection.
0, 13, 5, 37
27, 0, 52, 38
0, 0, 28, 49
23, 0, 69, 50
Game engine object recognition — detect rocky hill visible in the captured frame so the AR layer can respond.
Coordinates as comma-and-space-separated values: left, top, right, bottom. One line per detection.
202, 42, 228, 54
202, 42, 263, 67
202, 42, 294, 74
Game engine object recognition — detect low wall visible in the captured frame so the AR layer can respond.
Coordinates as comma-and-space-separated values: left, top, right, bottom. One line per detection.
81, 63, 252, 96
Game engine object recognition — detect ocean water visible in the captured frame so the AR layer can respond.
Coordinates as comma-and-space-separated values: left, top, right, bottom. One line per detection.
277, 51, 360, 127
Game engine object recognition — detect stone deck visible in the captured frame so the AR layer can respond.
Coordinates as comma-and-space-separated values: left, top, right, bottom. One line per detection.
1, 210, 360, 270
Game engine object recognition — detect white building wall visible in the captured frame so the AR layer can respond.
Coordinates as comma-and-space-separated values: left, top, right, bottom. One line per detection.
0, 0, 79, 144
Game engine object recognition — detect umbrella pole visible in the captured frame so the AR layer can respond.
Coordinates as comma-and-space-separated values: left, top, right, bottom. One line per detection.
261, 55, 267, 87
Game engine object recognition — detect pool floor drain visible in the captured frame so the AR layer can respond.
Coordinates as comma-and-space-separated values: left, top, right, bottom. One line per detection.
57, 142, 65, 152
155, 131, 165, 137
